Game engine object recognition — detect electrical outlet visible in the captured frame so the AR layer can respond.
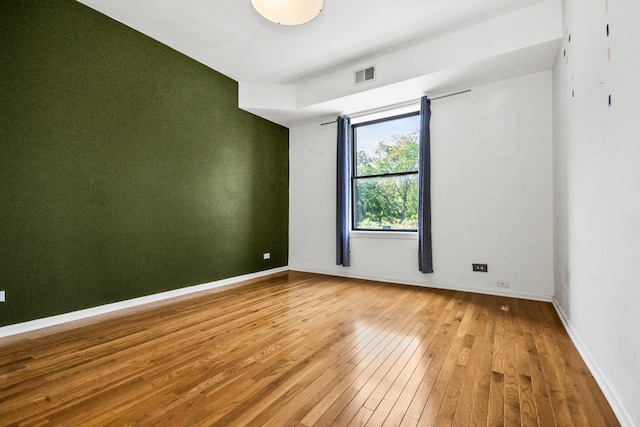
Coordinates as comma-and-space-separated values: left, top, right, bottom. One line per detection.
496, 281, 510, 288
0, 291, 5, 303
263, 252, 271, 260
472, 263, 488, 272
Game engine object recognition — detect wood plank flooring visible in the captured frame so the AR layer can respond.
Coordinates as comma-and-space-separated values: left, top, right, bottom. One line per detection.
0, 271, 619, 426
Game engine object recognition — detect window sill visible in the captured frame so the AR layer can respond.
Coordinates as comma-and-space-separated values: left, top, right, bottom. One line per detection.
350, 230, 417, 240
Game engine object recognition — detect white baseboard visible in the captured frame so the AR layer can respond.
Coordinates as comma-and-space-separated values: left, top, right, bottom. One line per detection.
552, 297, 636, 427
0, 267, 288, 339
289, 265, 553, 302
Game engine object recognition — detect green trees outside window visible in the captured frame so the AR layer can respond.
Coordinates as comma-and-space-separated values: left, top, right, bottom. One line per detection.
353, 113, 420, 231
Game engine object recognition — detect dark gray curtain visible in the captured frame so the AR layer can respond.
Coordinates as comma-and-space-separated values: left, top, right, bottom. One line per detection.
336, 115, 351, 267
418, 97, 433, 273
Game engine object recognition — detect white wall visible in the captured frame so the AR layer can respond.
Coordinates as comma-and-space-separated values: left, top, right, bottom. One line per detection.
290, 71, 554, 301
553, 0, 640, 425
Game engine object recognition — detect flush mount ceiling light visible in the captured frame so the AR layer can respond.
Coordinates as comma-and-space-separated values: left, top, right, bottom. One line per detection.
251, 0, 324, 25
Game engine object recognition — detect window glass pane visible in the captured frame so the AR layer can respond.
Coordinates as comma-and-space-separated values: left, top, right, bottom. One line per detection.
354, 174, 418, 230
355, 114, 420, 177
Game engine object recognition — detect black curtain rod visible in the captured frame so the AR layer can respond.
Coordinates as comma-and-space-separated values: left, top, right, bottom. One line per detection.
320, 89, 471, 126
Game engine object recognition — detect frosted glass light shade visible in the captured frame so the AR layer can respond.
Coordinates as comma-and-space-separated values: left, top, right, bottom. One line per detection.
251, 0, 324, 25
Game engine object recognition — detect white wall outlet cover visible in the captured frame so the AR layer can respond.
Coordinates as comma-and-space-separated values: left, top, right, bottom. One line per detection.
0, 291, 5, 302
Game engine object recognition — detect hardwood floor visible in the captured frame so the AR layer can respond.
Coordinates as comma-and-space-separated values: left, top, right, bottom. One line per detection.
0, 271, 619, 426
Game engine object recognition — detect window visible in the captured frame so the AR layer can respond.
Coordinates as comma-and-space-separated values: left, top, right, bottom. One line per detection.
352, 112, 420, 231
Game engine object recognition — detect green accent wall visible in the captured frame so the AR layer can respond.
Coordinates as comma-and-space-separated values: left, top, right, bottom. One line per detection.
0, 1, 289, 326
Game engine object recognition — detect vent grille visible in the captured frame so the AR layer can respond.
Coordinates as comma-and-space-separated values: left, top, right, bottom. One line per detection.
354, 66, 376, 85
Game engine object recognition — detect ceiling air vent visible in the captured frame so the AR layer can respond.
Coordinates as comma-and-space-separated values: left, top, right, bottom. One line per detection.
354, 65, 376, 86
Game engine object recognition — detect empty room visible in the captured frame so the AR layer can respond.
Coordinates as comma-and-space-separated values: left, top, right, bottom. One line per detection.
1, 0, 638, 425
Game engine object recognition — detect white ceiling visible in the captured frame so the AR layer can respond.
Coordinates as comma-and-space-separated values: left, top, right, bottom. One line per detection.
77, 0, 563, 126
